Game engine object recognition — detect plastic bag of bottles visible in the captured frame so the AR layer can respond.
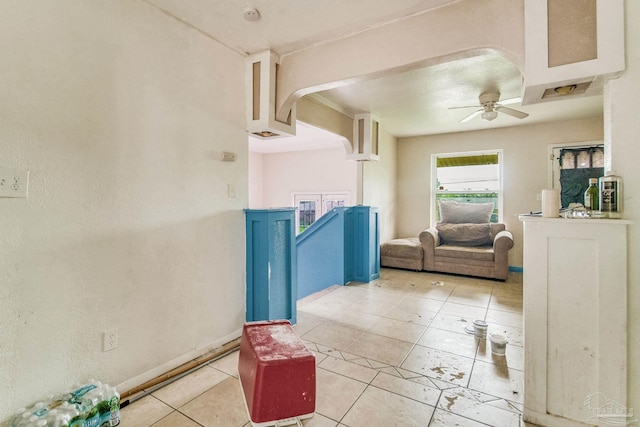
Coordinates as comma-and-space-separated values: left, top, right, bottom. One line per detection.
9, 381, 120, 427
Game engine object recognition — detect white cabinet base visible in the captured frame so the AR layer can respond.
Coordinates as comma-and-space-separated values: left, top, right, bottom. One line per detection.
520, 217, 630, 427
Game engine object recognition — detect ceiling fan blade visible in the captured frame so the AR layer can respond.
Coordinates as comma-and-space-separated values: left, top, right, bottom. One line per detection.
496, 106, 529, 119
459, 109, 483, 123
498, 97, 522, 105
448, 105, 481, 110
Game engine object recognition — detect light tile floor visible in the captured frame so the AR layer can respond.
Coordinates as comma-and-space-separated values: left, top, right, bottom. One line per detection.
121, 268, 524, 427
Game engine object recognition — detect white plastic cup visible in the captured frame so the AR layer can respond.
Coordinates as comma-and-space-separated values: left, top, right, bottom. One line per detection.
473, 320, 488, 339
542, 189, 560, 218
490, 334, 508, 356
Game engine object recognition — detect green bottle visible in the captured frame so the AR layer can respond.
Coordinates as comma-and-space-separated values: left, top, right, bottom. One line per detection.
584, 178, 599, 211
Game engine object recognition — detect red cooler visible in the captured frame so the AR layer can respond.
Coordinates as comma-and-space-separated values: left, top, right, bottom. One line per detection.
238, 320, 316, 426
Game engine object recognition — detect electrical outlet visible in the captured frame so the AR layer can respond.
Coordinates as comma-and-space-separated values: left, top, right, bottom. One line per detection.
103, 328, 118, 352
0, 167, 29, 198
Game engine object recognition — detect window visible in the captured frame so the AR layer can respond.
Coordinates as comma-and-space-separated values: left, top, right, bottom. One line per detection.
293, 193, 349, 233
550, 144, 604, 208
431, 150, 502, 224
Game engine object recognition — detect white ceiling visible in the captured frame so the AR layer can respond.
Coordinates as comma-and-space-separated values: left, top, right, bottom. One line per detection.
148, 0, 604, 151
248, 121, 347, 153
315, 52, 604, 138
147, 0, 462, 56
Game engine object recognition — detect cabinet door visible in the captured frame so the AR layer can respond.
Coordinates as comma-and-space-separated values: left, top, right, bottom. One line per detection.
522, 219, 628, 427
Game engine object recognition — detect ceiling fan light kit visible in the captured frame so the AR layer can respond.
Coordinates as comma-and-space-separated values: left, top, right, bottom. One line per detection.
554, 84, 577, 95
452, 91, 529, 123
481, 111, 498, 121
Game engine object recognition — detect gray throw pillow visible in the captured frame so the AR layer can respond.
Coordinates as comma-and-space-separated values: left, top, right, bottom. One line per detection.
436, 223, 494, 246
439, 200, 494, 224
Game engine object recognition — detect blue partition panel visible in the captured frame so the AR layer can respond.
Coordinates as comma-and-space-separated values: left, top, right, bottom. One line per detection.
244, 208, 297, 324
343, 208, 356, 283
295, 206, 380, 301
296, 208, 345, 299
345, 206, 380, 282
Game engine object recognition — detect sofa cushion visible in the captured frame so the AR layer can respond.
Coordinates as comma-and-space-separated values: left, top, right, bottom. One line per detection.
439, 200, 494, 224
436, 223, 493, 246
435, 244, 494, 261
380, 237, 423, 260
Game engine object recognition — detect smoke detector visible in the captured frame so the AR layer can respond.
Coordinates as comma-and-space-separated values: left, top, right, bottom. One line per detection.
243, 7, 260, 22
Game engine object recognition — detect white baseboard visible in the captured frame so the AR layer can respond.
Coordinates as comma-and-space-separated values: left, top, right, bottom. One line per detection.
116, 328, 242, 394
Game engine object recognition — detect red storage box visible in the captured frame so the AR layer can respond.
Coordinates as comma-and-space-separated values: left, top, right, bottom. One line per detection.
238, 320, 316, 426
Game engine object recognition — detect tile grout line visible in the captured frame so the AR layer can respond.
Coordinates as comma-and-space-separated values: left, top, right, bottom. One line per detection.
125, 269, 523, 427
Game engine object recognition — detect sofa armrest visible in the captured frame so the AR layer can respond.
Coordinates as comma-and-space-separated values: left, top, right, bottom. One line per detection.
493, 230, 514, 280
419, 228, 439, 270
493, 230, 514, 252
419, 228, 440, 247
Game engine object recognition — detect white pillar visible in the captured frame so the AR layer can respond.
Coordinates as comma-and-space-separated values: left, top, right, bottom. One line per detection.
604, 0, 640, 412
246, 50, 296, 138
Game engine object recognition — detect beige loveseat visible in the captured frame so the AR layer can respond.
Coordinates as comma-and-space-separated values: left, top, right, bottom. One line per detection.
420, 222, 513, 280
380, 201, 514, 281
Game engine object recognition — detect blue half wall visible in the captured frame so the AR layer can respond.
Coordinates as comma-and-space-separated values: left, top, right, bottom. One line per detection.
296, 206, 380, 300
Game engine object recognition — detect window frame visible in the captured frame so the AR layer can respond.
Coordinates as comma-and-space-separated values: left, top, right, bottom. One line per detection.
292, 192, 350, 233
430, 149, 504, 225
547, 140, 605, 208
547, 140, 604, 189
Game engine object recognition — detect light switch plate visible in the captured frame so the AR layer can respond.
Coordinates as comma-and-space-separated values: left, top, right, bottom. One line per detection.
227, 183, 237, 198
0, 168, 29, 198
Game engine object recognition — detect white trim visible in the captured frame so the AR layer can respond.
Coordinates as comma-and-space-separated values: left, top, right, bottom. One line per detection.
305, 93, 355, 118
291, 192, 351, 233
546, 140, 604, 190
431, 149, 503, 225
116, 328, 242, 394
522, 0, 624, 104
525, 0, 624, 82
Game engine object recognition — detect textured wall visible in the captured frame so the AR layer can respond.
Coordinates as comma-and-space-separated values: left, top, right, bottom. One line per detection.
606, 0, 640, 412
260, 147, 358, 209
0, 0, 247, 420
397, 117, 604, 268
363, 128, 398, 243
248, 151, 264, 208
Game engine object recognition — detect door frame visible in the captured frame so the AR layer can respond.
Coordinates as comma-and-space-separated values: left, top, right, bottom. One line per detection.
292, 192, 351, 233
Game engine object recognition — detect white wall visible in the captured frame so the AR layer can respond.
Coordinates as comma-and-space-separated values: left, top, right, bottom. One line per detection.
397, 117, 604, 268
259, 147, 358, 208
0, 0, 247, 420
248, 151, 264, 208
363, 128, 398, 243
607, 0, 640, 411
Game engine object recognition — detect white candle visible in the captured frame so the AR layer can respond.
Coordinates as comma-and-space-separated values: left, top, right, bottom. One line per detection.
542, 189, 560, 218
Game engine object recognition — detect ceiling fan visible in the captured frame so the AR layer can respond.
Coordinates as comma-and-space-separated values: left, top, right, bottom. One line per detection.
451, 92, 529, 123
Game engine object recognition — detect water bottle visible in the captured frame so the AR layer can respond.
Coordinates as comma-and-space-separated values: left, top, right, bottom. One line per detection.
20, 416, 47, 427
11, 381, 119, 427
106, 386, 121, 426
9, 409, 30, 427
51, 415, 70, 427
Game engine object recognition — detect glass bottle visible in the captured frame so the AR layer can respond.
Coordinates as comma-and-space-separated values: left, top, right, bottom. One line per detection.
599, 171, 623, 218
584, 178, 599, 212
